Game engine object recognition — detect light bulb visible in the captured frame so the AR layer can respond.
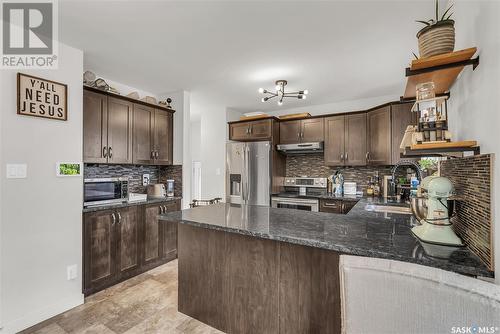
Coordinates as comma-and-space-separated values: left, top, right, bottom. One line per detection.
303, 89, 309, 95
301, 94, 307, 100
261, 97, 267, 102
275, 85, 281, 91
258, 88, 264, 93
278, 100, 283, 106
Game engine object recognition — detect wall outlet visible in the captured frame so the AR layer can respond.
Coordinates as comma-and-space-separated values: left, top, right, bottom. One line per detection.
143, 174, 150, 186
67, 264, 77, 280
215, 168, 221, 176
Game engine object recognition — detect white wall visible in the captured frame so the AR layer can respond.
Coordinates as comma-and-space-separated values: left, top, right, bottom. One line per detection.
0, 43, 84, 333
447, 0, 500, 282
191, 121, 201, 162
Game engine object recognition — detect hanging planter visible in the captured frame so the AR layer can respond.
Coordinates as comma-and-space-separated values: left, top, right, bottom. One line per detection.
416, 1, 455, 58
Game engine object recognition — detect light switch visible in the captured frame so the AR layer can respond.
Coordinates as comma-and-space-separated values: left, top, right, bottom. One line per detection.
67, 264, 77, 280
6, 164, 27, 179
215, 168, 221, 176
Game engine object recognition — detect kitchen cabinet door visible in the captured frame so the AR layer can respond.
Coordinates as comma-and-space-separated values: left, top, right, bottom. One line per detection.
229, 122, 250, 141
345, 113, 367, 166
249, 119, 272, 140
116, 206, 141, 275
367, 106, 392, 165
319, 199, 343, 214
83, 209, 117, 294
280, 120, 301, 144
143, 203, 163, 265
162, 200, 181, 260
301, 118, 324, 142
154, 109, 173, 165
107, 97, 133, 164
83, 90, 108, 163
324, 116, 346, 166
391, 103, 417, 164
133, 104, 154, 165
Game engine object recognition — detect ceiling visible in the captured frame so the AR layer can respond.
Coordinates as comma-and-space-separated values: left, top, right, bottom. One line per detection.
59, 0, 439, 113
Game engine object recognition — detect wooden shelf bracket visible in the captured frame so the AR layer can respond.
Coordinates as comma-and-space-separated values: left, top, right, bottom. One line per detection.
406, 56, 480, 77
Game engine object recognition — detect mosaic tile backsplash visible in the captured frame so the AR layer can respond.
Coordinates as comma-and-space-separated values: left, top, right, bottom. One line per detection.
440, 154, 493, 270
285, 153, 393, 193
84, 164, 182, 197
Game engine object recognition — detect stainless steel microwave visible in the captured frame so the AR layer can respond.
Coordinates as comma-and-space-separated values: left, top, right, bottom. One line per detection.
84, 177, 129, 207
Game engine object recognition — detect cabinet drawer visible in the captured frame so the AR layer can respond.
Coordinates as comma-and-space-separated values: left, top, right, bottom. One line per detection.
319, 199, 343, 214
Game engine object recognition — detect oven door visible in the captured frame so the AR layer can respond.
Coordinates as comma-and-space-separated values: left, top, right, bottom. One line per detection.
271, 197, 319, 212
84, 178, 127, 207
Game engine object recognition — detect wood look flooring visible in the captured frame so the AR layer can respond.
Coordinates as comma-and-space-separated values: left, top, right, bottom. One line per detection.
20, 260, 224, 334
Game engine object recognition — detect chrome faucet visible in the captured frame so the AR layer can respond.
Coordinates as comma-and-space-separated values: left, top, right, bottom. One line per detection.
390, 160, 423, 198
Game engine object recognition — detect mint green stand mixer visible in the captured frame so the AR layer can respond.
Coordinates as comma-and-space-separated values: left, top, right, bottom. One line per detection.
411, 176, 464, 246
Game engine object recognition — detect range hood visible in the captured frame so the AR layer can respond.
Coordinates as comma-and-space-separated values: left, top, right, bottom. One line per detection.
276, 142, 324, 154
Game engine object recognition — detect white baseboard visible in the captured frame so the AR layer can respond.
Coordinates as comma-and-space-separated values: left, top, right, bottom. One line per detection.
0, 294, 84, 334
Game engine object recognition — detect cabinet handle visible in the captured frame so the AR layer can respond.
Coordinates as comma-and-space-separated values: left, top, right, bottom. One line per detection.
323, 202, 340, 207
366, 152, 370, 162
297, 132, 300, 138
163, 205, 167, 213
151, 150, 155, 159
340, 153, 344, 161
111, 213, 116, 225
155, 151, 159, 159
345, 152, 348, 161
109, 147, 113, 158
159, 206, 163, 214
103, 146, 108, 158
250, 126, 253, 134
117, 212, 122, 224
341, 203, 345, 212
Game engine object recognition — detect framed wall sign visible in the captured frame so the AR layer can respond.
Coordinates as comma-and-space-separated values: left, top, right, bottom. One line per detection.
56, 162, 82, 177
17, 73, 68, 121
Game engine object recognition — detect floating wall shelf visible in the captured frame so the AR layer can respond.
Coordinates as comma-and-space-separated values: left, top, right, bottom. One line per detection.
402, 47, 479, 99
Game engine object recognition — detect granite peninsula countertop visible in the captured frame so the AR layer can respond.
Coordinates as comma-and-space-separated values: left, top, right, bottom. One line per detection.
83, 196, 182, 213
159, 198, 493, 278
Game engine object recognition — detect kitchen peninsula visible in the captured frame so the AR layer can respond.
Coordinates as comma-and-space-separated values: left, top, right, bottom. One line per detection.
160, 199, 492, 334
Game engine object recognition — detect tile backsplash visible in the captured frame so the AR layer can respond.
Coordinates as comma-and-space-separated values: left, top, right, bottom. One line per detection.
286, 153, 393, 193
440, 154, 493, 270
84, 164, 182, 197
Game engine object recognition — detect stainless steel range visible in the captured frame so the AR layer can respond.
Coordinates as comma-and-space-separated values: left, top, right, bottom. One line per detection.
271, 177, 327, 212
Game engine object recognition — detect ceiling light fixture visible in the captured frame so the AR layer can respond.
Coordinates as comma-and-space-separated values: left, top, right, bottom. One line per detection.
258, 80, 308, 106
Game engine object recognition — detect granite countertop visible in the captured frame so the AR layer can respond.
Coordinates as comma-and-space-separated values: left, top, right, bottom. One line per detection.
83, 196, 182, 213
159, 198, 493, 278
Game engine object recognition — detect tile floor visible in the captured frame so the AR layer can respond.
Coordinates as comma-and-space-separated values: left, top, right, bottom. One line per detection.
20, 260, 224, 334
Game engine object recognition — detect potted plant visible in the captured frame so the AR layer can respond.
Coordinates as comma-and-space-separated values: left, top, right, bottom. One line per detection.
416, 1, 455, 58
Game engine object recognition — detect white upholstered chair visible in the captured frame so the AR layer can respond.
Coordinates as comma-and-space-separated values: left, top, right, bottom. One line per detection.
339, 255, 500, 334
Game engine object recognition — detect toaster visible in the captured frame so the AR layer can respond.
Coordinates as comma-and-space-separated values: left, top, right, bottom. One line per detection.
147, 183, 166, 198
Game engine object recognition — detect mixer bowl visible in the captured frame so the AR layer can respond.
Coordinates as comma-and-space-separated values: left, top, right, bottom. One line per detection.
410, 197, 427, 222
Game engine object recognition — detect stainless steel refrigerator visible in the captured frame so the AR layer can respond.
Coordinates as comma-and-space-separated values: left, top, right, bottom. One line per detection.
226, 141, 271, 206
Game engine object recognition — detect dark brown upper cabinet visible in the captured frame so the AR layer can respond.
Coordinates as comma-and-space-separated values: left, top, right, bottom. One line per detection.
133, 106, 173, 165
107, 97, 133, 164
154, 109, 173, 165
228, 119, 273, 141
325, 114, 366, 166
83, 90, 108, 163
391, 103, 417, 164
83, 90, 132, 163
84, 87, 174, 166
280, 118, 324, 144
84, 91, 133, 164
132, 104, 154, 165
367, 106, 392, 165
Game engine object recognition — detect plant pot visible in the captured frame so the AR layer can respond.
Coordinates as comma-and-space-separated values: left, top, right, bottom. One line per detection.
417, 20, 455, 58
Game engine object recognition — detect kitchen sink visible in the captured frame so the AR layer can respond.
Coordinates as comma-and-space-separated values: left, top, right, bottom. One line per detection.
365, 204, 413, 215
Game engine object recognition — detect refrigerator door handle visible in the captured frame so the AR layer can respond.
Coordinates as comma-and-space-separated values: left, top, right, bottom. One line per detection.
246, 145, 251, 203
242, 144, 248, 202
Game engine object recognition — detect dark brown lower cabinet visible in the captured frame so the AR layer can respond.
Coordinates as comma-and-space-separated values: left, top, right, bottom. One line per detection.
178, 224, 341, 334
319, 199, 359, 214
83, 199, 180, 296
